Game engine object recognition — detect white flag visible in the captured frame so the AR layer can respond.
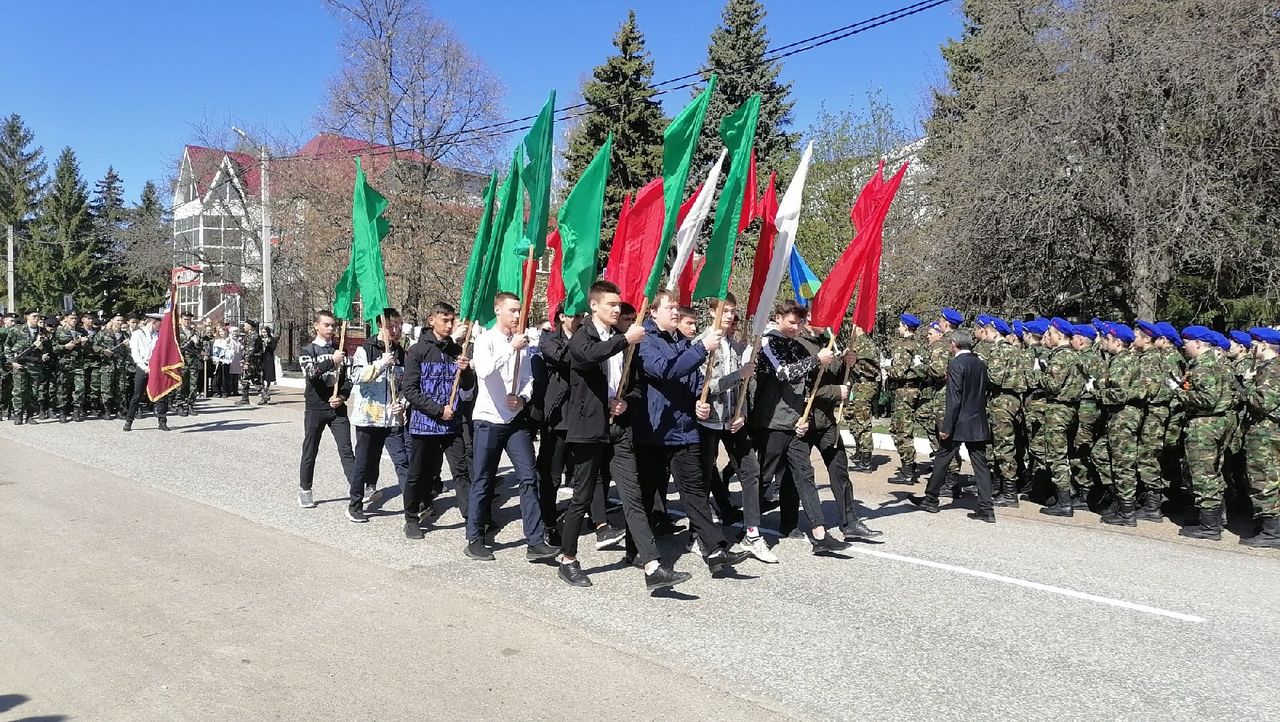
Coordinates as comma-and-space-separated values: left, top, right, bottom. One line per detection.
750, 141, 814, 338
665, 148, 727, 292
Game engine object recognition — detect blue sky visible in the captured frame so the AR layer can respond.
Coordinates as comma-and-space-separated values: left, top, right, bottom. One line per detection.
3, 0, 960, 204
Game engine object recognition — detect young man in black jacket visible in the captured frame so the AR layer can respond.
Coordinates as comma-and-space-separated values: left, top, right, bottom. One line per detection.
297, 310, 358, 516
555, 281, 690, 591
401, 302, 476, 540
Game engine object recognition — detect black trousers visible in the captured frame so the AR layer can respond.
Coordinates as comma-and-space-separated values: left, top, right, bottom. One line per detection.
405, 432, 469, 521
126, 369, 167, 422
790, 424, 862, 531
352, 425, 411, 509
299, 407, 357, 492
429, 421, 472, 512
756, 428, 827, 534
926, 438, 995, 510
699, 426, 761, 530
636, 442, 728, 555
560, 425, 657, 564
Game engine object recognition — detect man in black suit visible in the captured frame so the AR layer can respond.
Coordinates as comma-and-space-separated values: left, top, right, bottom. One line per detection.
912, 330, 998, 522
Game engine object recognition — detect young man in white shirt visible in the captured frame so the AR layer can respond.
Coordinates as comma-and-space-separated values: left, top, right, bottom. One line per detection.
123, 314, 169, 432
464, 292, 558, 562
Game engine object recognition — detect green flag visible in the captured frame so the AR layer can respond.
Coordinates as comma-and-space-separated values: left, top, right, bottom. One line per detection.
458, 171, 498, 322
693, 94, 761, 301
333, 157, 390, 323
558, 134, 613, 316
476, 148, 523, 327
516, 90, 555, 258
644, 74, 717, 299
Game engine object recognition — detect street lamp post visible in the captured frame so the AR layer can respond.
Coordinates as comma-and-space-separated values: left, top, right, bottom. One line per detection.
232, 127, 273, 328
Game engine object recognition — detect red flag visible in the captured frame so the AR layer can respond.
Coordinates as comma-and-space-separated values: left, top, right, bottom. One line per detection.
738, 149, 758, 233
850, 162, 908, 333
746, 171, 779, 319
147, 286, 184, 402
604, 178, 665, 308
603, 193, 632, 285
676, 255, 705, 305
851, 159, 885, 233
545, 228, 565, 324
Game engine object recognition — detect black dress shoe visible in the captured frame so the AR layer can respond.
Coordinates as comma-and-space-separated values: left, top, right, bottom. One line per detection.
967, 510, 996, 524
705, 548, 750, 573
651, 518, 683, 537
525, 542, 559, 562
841, 519, 883, 539
404, 520, 425, 540
464, 539, 495, 561
644, 565, 691, 591
811, 535, 852, 555
910, 494, 940, 513
558, 561, 593, 587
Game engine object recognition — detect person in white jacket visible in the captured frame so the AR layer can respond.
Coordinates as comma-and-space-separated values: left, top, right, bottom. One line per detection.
349, 311, 411, 511
123, 314, 169, 432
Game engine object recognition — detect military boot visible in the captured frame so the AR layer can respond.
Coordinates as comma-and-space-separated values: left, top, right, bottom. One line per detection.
850, 454, 869, 473
1100, 500, 1137, 527
258, 389, 270, 406
860, 452, 874, 473
992, 477, 1020, 508
1039, 488, 1074, 517
58, 409, 70, 424
1240, 517, 1280, 549
234, 393, 250, 406
1178, 505, 1223, 541
1135, 492, 1165, 522
1071, 486, 1090, 510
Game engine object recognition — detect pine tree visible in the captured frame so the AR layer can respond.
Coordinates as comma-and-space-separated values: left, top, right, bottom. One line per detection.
20, 147, 106, 311
692, 0, 796, 179
564, 10, 667, 228
921, 0, 988, 167
112, 180, 169, 314
0, 113, 48, 230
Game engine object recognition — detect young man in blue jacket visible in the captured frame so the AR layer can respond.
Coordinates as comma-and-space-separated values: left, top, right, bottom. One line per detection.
633, 290, 749, 573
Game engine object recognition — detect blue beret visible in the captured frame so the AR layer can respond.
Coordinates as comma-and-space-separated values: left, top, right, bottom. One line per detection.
1049, 317, 1074, 336
1072, 324, 1097, 340
1012, 320, 1024, 338
974, 313, 990, 327
941, 308, 964, 326
1212, 332, 1232, 351
928, 321, 941, 333
1251, 327, 1280, 345
1106, 322, 1135, 344
899, 313, 921, 329
993, 318, 1012, 335
1134, 320, 1159, 340
1229, 330, 1252, 347
1025, 319, 1050, 335
1091, 317, 1105, 330
1181, 325, 1215, 344
1154, 321, 1182, 347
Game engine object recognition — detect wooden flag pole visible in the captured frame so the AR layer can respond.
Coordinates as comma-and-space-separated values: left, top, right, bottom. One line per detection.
510, 244, 537, 395
798, 324, 839, 424
614, 294, 649, 402
330, 320, 348, 402
697, 299, 726, 404
731, 333, 761, 423
446, 321, 475, 409
376, 314, 405, 427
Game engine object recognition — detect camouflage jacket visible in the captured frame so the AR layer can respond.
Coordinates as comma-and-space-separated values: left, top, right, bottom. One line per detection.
1096, 349, 1143, 407
922, 339, 950, 388
1134, 348, 1171, 406
1241, 357, 1280, 424
847, 333, 880, 383
1177, 350, 1237, 416
986, 341, 1028, 394
887, 336, 925, 384
52, 325, 85, 362
1031, 344, 1083, 403
94, 327, 130, 363
1077, 346, 1108, 401
6, 324, 48, 365
178, 326, 204, 360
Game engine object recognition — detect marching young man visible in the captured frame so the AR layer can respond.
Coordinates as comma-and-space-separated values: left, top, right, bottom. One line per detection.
556, 281, 693, 590
465, 292, 558, 562
122, 314, 170, 433
401, 302, 475, 540
349, 309, 411, 518
297, 310, 358, 516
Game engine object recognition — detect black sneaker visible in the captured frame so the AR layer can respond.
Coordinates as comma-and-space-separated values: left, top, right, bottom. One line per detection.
122, 421, 132, 432
558, 560, 593, 587
705, 548, 751, 573
644, 565, 691, 592
404, 519, 425, 540
652, 518, 683, 537
594, 524, 626, 550
346, 507, 368, 523
464, 539, 495, 561
525, 542, 559, 562
811, 535, 852, 555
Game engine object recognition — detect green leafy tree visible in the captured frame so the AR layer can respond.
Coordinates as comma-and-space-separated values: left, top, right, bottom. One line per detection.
564, 10, 667, 230
692, 0, 796, 180
113, 180, 169, 315
20, 147, 108, 311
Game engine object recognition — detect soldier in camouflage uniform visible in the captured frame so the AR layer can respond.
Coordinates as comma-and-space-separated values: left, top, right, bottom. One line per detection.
176, 313, 204, 416
92, 315, 131, 419
237, 319, 267, 406
1095, 324, 1145, 525
7, 312, 51, 424
51, 311, 89, 423
0, 313, 14, 419
841, 325, 881, 472
1173, 326, 1239, 541
1129, 321, 1173, 521
79, 314, 100, 419
976, 316, 1025, 506
1070, 325, 1107, 505
1222, 330, 1255, 506
1019, 319, 1050, 496
1239, 327, 1280, 548
1029, 318, 1084, 516
887, 314, 926, 483
1153, 322, 1188, 490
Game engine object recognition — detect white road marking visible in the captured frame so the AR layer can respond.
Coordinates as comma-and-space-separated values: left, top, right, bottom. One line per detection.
842, 545, 1206, 623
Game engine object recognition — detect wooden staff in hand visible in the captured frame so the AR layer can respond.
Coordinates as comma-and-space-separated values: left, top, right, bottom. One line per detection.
509, 245, 536, 395
796, 325, 838, 436
330, 320, 348, 403
613, 295, 649, 403
697, 299, 727, 404
445, 320, 475, 409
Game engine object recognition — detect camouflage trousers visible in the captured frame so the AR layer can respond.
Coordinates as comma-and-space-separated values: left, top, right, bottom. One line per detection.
1072, 400, 1104, 488
1102, 405, 1143, 503
239, 362, 266, 400
1184, 414, 1235, 509
1039, 401, 1076, 494
1244, 419, 1280, 518
988, 393, 1022, 482
890, 386, 923, 468
178, 355, 202, 407
843, 382, 877, 456
1136, 404, 1170, 494
54, 361, 88, 410
1023, 396, 1048, 474
94, 362, 133, 412
9, 364, 40, 414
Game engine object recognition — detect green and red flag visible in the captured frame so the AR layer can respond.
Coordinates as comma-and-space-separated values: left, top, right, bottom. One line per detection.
333, 157, 391, 324
557, 134, 613, 316
692, 94, 761, 301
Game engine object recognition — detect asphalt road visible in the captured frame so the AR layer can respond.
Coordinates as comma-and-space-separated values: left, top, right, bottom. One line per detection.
1, 390, 1277, 720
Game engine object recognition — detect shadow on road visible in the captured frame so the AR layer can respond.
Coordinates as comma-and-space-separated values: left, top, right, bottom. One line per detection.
0, 693, 68, 721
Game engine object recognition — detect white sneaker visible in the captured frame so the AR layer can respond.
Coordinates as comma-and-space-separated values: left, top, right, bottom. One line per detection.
745, 535, 779, 564
298, 490, 316, 508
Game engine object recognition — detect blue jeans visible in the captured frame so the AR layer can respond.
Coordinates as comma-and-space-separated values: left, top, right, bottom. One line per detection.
468, 420, 544, 545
